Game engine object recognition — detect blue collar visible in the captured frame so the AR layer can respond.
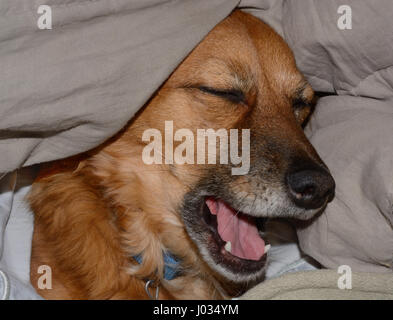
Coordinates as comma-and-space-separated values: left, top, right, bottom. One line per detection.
133, 252, 181, 281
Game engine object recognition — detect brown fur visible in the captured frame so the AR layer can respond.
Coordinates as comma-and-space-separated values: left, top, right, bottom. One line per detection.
29, 11, 321, 299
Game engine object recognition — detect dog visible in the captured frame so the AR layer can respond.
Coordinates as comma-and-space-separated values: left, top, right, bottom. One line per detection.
29, 10, 335, 299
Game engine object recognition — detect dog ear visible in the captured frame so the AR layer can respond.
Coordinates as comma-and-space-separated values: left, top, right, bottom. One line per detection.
34, 154, 87, 183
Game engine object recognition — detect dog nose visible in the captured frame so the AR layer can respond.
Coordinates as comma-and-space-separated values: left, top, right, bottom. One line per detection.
286, 166, 335, 210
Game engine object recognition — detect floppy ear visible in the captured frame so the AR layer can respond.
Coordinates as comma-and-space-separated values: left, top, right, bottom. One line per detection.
34, 155, 87, 183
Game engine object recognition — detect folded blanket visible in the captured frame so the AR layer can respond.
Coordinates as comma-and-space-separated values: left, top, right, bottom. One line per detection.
241, 270, 393, 300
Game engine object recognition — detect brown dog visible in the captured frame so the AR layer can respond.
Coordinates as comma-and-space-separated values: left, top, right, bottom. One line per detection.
29, 10, 335, 299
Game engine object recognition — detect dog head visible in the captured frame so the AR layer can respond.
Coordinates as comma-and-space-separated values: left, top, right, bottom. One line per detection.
97, 10, 335, 297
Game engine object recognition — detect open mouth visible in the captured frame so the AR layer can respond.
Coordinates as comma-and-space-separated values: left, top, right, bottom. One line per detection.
201, 197, 269, 276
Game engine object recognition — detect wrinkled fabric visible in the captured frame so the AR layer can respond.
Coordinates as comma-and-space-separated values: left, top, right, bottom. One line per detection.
0, 167, 42, 300
0, 0, 239, 172
0, 269, 43, 300
284, 0, 393, 273
300, 96, 393, 273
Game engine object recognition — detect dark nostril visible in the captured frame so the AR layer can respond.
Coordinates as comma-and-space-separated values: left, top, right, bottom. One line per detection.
286, 168, 335, 210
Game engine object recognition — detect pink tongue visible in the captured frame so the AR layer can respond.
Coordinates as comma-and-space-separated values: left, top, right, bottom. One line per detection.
206, 198, 265, 261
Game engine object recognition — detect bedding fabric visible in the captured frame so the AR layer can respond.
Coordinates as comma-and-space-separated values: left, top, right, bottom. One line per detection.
240, 270, 393, 300
0, 0, 239, 173
0, 0, 392, 300
282, 0, 393, 274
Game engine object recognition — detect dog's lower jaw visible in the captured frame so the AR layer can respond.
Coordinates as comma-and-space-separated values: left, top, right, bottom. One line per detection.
181, 192, 269, 295
198, 242, 267, 285
184, 226, 267, 287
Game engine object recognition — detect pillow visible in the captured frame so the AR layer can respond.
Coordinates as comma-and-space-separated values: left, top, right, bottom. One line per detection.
279, 0, 393, 272
299, 96, 393, 272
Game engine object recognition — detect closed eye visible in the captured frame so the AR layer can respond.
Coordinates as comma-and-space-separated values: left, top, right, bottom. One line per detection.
292, 97, 312, 110
198, 86, 245, 104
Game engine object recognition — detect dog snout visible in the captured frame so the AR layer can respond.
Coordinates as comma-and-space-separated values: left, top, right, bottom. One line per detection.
286, 162, 335, 210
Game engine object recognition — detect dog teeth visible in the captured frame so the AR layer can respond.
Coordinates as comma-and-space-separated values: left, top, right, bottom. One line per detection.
264, 244, 271, 254
224, 241, 232, 253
